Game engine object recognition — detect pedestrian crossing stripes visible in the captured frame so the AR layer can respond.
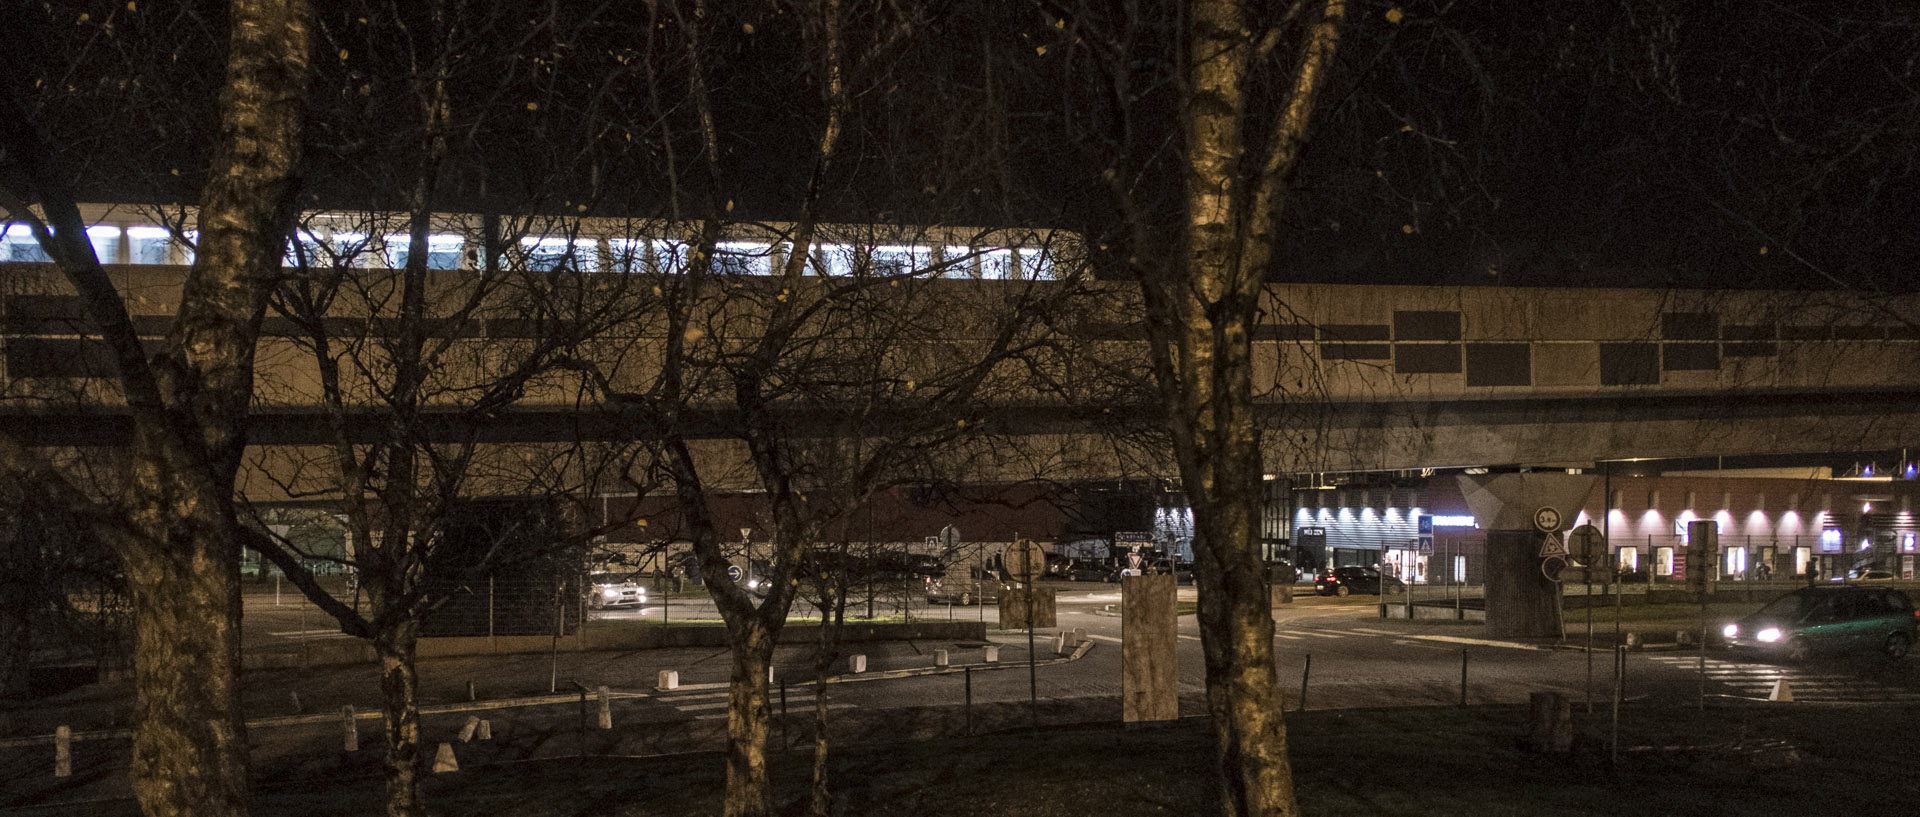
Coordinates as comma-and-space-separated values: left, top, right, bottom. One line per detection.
1645, 655, 1920, 702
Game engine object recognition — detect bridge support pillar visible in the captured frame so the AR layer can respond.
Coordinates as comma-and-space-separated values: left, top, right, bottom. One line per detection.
1458, 473, 1598, 638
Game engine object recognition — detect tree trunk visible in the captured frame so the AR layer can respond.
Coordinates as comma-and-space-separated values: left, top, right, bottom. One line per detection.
374, 624, 426, 817
1142, 2, 1345, 816
122, 510, 250, 817
722, 623, 776, 817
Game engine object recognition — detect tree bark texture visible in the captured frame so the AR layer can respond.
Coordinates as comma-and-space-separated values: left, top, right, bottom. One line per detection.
723, 624, 776, 817
374, 625, 426, 817
1145, 2, 1344, 816
119, 2, 312, 816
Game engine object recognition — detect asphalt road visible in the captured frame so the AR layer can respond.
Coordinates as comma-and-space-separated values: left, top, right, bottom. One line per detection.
12, 584, 1920, 813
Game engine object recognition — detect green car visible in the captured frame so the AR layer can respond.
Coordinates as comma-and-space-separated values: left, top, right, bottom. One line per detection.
1722, 586, 1919, 662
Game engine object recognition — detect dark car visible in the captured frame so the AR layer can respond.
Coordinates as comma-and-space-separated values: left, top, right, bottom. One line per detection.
1053, 559, 1117, 582
1314, 566, 1405, 597
1722, 586, 1918, 662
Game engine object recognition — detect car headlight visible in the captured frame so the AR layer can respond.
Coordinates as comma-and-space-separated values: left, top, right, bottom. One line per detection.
1757, 627, 1782, 643
601, 588, 619, 599
1722, 624, 1738, 638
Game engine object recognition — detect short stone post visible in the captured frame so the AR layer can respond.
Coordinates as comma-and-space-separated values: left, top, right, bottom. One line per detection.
656, 670, 679, 690
432, 742, 459, 773
54, 725, 71, 778
476, 719, 493, 741
1052, 632, 1068, 655
849, 654, 867, 673
288, 690, 303, 714
983, 645, 1000, 663
597, 685, 613, 729
934, 649, 950, 668
459, 716, 480, 742
1072, 627, 1087, 646
341, 706, 359, 751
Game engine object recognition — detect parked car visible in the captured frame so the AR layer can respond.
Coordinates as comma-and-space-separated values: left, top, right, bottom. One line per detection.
1722, 586, 1918, 662
1054, 559, 1117, 582
1265, 559, 1300, 584
1849, 568, 1897, 582
1314, 566, 1406, 597
1152, 560, 1195, 584
926, 567, 1018, 605
586, 572, 647, 609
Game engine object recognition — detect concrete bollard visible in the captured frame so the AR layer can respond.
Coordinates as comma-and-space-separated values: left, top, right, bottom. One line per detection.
1073, 627, 1087, 646
598, 686, 613, 729
467, 680, 476, 701
432, 742, 459, 773
1625, 632, 1643, 649
768, 666, 776, 685
1676, 630, 1698, 647
288, 690, 303, 715
342, 706, 359, 752
849, 654, 867, 673
54, 725, 71, 778
459, 715, 480, 742
1052, 632, 1068, 654
984, 645, 1000, 663
1769, 679, 1795, 702
934, 649, 950, 667
657, 670, 679, 690
477, 719, 493, 741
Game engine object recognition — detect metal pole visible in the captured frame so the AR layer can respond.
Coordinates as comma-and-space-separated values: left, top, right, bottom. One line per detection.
1025, 556, 1038, 731
780, 679, 788, 750
551, 582, 562, 694
1299, 653, 1311, 711
964, 666, 973, 734
1459, 649, 1469, 706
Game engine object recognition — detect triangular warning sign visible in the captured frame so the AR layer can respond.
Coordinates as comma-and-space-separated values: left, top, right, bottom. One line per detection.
1538, 532, 1568, 558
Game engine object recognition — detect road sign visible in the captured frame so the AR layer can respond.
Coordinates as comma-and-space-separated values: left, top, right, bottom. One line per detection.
1417, 535, 1434, 555
1417, 515, 1433, 535
1115, 530, 1153, 543
1003, 539, 1047, 580
726, 564, 743, 582
1537, 531, 1568, 558
1541, 555, 1568, 583
938, 525, 961, 551
1567, 524, 1606, 566
1532, 506, 1563, 533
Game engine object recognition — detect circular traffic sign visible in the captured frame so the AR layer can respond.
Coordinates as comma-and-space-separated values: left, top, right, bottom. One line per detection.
1567, 524, 1606, 565
1532, 506, 1562, 533
1541, 555, 1568, 583
726, 564, 743, 582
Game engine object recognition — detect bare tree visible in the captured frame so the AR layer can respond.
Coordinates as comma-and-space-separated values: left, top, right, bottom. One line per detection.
0, 1, 312, 814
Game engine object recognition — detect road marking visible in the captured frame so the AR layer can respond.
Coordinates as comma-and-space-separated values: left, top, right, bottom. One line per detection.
265, 630, 352, 640
1291, 631, 1343, 639
1350, 628, 1401, 636
1401, 634, 1552, 651
1087, 634, 1122, 643
1178, 635, 1202, 642
1274, 634, 1303, 641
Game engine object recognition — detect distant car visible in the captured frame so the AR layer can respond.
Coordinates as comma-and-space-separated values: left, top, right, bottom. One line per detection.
1314, 567, 1405, 597
587, 572, 647, 609
926, 567, 1017, 605
1152, 560, 1195, 584
1850, 569, 1897, 582
1054, 559, 1116, 582
1265, 560, 1300, 584
1722, 586, 1918, 662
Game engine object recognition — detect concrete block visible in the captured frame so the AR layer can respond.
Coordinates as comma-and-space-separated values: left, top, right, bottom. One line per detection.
477, 719, 492, 741
1052, 632, 1068, 654
984, 645, 1000, 663
432, 742, 459, 773
598, 686, 613, 728
1769, 679, 1794, 702
849, 654, 867, 673
1073, 627, 1086, 645
54, 725, 70, 778
657, 670, 679, 690
1122, 574, 1179, 724
341, 706, 358, 752
459, 715, 479, 742
934, 649, 950, 667
1624, 632, 1643, 649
